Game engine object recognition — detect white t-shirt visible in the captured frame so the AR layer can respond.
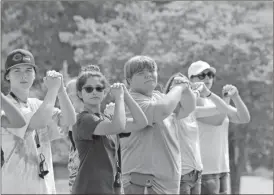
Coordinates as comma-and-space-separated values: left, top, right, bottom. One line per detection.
120, 91, 181, 194
178, 113, 203, 175
197, 98, 230, 175
1, 95, 65, 194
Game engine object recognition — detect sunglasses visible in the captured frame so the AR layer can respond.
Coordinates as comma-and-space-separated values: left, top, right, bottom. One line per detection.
38, 153, 49, 179
82, 86, 105, 93
192, 72, 215, 80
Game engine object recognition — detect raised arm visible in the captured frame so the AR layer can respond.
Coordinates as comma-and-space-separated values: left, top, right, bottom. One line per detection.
55, 72, 76, 127
28, 71, 61, 130
192, 82, 234, 119
1, 92, 26, 128
122, 84, 148, 132
221, 85, 250, 124
152, 77, 188, 124
94, 83, 126, 135
176, 86, 197, 119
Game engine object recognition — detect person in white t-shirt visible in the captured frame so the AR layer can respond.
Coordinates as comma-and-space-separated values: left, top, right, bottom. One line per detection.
1, 92, 26, 167
1, 49, 76, 194
188, 61, 250, 194
163, 72, 241, 195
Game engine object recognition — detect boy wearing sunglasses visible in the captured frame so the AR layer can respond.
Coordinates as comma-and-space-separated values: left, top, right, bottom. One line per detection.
188, 61, 250, 194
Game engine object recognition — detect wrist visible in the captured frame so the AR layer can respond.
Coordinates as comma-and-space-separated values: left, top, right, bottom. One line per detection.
114, 94, 124, 100
232, 92, 240, 99
58, 87, 66, 95
48, 87, 59, 93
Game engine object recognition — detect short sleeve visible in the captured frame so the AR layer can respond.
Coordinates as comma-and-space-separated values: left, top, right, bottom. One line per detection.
5, 111, 34, 140
74, 111, 104, 140
130, 91, 165, 126
32, 99, 65, 141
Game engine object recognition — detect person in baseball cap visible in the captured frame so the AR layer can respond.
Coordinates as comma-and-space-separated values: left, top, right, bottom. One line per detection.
186, 60, 250, 195
4, 49, 38, 90
4, 49, 37, 77
2, 49, 77, 194
188, 60, 216, 90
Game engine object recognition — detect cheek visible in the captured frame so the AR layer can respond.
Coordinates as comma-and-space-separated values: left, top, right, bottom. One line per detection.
9, 73, 21, 82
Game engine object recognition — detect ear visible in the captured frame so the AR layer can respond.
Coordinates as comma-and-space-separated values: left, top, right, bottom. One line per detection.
5, 74, 10, 81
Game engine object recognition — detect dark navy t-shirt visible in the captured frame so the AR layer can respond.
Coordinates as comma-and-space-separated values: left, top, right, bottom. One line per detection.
72, 111, 118, 194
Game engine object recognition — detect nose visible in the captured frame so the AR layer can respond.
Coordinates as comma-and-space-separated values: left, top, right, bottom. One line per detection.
20, 72, 28, 80
204, 75, 210, 81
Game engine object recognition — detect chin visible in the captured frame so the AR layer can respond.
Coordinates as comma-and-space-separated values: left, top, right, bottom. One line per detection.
206, 83, 212, 89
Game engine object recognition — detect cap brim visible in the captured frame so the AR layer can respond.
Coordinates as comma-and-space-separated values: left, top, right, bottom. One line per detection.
196, 67, 216, 76
6, 63, 37, 72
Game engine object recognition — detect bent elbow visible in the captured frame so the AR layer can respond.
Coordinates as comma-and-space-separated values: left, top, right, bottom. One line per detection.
67, 115, 77, 126
137, 118, 149, 129
185, 104, 196, 116
243, 114, 251, 123
116, 122, 126, 132
13, 120, 27, 128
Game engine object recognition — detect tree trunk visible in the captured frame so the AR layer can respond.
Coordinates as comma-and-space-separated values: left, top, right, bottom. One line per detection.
229, 129, 247, 194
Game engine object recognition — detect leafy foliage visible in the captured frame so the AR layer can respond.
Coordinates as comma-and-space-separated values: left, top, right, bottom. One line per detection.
1, 1, 273, 192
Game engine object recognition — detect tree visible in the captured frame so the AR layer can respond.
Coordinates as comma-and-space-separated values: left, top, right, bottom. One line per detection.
59, 1, 272, 193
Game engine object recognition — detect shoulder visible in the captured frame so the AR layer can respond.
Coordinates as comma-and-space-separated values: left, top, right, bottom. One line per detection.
28, 98, 43, 108
152, 90, 165, 99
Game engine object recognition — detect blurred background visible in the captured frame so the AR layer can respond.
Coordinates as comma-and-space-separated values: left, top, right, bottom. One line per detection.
1, 1, 273, 194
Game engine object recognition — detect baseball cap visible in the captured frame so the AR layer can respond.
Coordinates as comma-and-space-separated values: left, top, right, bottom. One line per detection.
4, 49, 37, 74
188, 60, 216, 78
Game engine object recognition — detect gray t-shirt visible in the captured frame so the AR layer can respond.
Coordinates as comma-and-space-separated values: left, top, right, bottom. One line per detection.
120, 91, 181, 194
72, 111, 118, 194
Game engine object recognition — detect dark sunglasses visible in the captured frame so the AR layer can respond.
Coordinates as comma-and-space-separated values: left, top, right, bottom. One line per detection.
192, 72, 215, 80
83, 86, 105, 93
39, 153, 49, 179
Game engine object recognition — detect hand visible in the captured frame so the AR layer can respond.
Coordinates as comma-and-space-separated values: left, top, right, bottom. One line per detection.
104, 102, 115, 116
121, 83, 130, 95
48, 71, 65, 93
222, 84, 239, 98
43, 70, 62, 90
172, 76, 189, 90
191, 82, 211, 97
110, 83, 124, 99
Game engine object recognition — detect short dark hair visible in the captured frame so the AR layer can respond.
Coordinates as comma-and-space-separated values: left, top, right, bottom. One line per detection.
76, 70, 109, 100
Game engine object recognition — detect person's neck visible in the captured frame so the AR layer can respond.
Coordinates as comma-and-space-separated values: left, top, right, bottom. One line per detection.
131, 88, 153, 97
84, 104, 101, 114
10, 87, 29, 103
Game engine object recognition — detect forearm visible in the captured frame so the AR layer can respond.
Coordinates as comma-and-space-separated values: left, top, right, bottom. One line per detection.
231, 95, 250, 123
181, 88, 196, 114
29, 88, 59, 129
207, 92, 231, 114
124, 91, 148, 126
112, 95, 126, 131
57, 89, 77, 126
1, 95, 26, 127
160, 85, 185, 115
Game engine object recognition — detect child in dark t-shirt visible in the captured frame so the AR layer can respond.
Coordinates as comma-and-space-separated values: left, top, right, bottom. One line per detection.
72, 67, 148, 194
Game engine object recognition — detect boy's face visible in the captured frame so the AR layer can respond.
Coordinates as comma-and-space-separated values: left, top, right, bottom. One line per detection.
6, 65, 35, 90
130, 68, 158, 94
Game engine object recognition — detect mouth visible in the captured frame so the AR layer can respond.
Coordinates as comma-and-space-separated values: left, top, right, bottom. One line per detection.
20, 81, 28, 84
145, 80, 155, 83
90, 97, 99, 99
